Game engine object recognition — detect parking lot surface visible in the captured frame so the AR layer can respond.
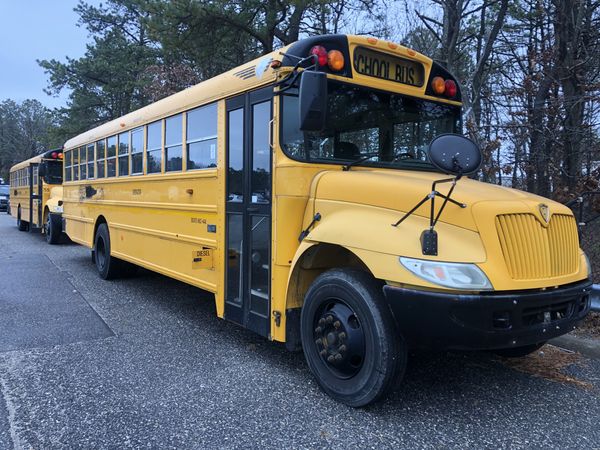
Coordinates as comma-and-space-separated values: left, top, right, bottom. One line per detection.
0, 213, 599, 449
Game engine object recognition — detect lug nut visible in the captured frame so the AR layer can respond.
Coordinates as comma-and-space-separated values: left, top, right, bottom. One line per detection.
326, 316, 334, 324
335, 353, 342, 361
315, 338, 322, 345
327, 355, 335, 363
314, 326, 322, 334
318, 318, 326, 326
320, 349, 327, 356
339, 332, 346, 340
339, 345, 347, 352
334, 321, 341, 329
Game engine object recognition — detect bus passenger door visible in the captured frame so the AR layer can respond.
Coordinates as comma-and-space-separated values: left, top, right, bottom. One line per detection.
28, 163, 42, 229
225, 88, 273, 338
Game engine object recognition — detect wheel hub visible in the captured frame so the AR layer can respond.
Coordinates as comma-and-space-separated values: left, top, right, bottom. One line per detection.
313, 301, 365, 378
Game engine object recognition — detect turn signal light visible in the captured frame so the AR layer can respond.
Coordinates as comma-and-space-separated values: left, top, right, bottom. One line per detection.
431, 76, 445, 95
309, 45, 328, 66
327, 50, 344, 71
58, 152, 63, 159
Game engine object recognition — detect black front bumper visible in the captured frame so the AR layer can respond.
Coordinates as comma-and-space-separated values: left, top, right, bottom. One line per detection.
383, 280, 592, 351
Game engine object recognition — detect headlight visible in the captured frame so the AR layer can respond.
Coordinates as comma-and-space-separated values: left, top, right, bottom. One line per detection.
400, 257, 493, 290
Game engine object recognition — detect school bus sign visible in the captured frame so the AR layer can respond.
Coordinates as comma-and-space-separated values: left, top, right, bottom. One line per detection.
353, 47, 425, 87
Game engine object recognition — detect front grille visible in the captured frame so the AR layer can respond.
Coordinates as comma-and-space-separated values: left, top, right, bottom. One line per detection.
495, 213, 578, 280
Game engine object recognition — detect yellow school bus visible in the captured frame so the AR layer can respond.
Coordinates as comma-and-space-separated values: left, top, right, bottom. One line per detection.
9, 149, 64, 244
62, 34, 592, 406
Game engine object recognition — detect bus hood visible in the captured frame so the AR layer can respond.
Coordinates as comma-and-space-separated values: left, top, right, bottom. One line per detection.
310, 169, 571, 232
305, 169, 586, 290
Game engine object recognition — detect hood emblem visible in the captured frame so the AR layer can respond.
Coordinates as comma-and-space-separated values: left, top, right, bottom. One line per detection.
538, 203, 550, 223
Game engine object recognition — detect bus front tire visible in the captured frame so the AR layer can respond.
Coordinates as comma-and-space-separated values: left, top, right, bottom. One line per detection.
17, 208, 28, 232
300, 268, 406, 407
45, 213, 62, 245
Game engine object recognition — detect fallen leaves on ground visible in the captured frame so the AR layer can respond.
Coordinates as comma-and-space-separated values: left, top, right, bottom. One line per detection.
575, 312, 600, 338
497, 344, 593, 390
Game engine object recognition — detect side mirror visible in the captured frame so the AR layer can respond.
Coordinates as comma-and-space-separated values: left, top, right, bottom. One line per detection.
428, 134, 482, 176
299, 71, 327, 131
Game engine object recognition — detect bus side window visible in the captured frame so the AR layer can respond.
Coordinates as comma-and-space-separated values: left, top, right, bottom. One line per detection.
131, 128, 143, 175
106, 136, 117, 177
118, 131, 130, 176
97, 139, 106, 178
73, 148, 80, 181
87, 144, 95, 179
187, 102, 217, 170
79, 146, 87, 180
64, 151, 72, 182
147, 121, 162, 174
165, 114, 182, 172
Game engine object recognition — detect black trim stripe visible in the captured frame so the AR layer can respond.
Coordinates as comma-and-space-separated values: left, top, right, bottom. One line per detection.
234, 66, 256, 79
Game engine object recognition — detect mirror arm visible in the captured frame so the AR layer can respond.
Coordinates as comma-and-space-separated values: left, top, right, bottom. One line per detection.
430, 177, 465, 228
275, 54, 318, 94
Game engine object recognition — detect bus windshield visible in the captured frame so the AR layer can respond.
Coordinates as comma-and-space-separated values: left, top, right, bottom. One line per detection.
42, 160, 63, 185
281, 80, 461, 171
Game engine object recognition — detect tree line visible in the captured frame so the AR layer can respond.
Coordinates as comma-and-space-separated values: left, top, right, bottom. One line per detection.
0, 0, 598, 203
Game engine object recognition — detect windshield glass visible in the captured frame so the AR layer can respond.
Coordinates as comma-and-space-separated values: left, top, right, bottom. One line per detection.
281, 81, 461, 170
42, 160, 63, 184
0, 186, 8, 195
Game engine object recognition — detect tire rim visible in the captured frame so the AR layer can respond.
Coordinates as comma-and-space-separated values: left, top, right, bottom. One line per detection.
96, 236, 107, 270
313, 299, 366, 379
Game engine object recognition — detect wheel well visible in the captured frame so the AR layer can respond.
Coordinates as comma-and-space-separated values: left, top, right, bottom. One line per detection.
92, 215, 107, 249
286, 243, 373, 311
283, 243, 374, 351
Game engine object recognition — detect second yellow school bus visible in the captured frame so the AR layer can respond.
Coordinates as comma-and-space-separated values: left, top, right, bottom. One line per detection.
9, 149, 64, 244
62, 34, 592, 406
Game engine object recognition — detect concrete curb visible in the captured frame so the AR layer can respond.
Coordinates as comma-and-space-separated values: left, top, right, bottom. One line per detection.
549, 334, 600, 360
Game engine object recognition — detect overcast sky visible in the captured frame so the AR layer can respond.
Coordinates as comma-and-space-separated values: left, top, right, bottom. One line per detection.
0, 1, 97, 109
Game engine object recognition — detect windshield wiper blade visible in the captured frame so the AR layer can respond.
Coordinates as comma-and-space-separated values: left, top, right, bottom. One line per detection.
342, 153, 379, 171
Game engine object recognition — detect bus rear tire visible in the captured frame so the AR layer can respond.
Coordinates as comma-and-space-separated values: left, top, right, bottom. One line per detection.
94, 223, 125, 280
45, 213, 62, 245
17, 208, 28, 232
300, 268, 406, 407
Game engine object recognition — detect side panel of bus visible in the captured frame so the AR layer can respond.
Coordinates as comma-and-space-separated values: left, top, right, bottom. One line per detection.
63, 101, 227, 309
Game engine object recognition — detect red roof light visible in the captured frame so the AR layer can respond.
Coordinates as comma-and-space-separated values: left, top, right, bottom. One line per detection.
445, 80, 457, 98
309, 45, 328, 66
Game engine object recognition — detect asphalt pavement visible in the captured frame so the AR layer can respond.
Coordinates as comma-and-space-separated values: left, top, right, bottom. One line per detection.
0, 213, 599, 449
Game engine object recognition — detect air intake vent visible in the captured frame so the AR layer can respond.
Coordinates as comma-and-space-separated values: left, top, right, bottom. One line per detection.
495, 214, 578, 280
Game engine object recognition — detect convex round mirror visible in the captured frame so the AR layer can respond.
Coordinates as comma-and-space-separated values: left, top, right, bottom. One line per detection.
428, 134, 482, 175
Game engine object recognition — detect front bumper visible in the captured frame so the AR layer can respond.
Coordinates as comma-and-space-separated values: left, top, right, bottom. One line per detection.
383, 280, 592, 351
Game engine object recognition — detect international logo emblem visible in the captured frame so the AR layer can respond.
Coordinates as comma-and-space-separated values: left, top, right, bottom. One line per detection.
538, 203, 550, 223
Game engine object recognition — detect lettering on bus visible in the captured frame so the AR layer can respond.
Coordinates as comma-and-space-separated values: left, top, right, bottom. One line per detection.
192, 248, 214, 270
353, 47, 424, 87
191, 217, 207, 224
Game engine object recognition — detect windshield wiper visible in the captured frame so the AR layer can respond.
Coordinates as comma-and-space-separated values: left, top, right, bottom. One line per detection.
342, 153, 379, 171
